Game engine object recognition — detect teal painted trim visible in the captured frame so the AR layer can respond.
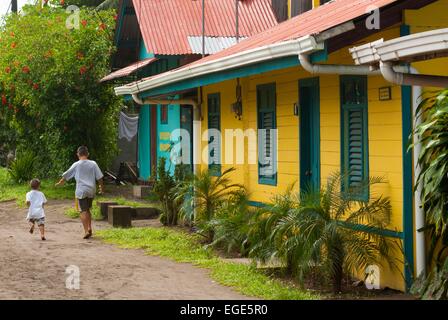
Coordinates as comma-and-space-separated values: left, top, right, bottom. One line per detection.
114, 0, 127, 46
139, 39, 155, 60
340, 75, 370, 201
138, 105, 151, 180
248, 201, 267, 208
139, 51, 327, 99
247, 201, 403, 238
400, 23, 415, 292
402, 84, 415, 290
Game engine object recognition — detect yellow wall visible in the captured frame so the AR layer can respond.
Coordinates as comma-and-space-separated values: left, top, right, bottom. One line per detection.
405, 0, 448, 81
200, 25, 409, 290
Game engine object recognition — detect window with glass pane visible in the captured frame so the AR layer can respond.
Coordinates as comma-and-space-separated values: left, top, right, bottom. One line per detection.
291, 0, 312, 17
160, 105, 168, 124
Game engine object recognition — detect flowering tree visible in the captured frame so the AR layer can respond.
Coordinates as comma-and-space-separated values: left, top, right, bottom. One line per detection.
0, 2, 120, 176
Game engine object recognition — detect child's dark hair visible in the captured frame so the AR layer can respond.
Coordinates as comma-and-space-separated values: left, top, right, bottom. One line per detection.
30, 179, 40, 190
77, 146, 89, 157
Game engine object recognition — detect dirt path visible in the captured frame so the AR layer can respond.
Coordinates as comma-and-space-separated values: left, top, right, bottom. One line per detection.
0, 200, 252, 300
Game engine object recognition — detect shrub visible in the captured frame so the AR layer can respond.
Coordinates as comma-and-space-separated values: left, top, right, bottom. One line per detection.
8, 151, 35, 184
207, 190, 254, 255
411, 257, 448, 300
177, 167, 244, 242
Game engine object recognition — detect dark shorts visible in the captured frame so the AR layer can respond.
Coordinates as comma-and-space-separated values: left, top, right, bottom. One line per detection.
78, 198, 93, 212
28, 217, 45, 226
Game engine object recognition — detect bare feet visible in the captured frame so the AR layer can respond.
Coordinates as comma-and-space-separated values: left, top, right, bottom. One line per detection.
29, 225, 34, 234
41, 237, 46, 241
83, 232, 92, 239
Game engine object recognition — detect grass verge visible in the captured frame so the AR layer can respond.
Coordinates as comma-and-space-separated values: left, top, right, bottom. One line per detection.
0, 168, 74, 204
97, 227, 320, 300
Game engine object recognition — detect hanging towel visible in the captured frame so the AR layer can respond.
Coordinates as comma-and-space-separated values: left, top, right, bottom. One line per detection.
118, 111, 139, 141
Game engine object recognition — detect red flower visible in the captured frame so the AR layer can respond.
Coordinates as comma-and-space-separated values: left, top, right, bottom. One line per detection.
11, 42, 17, 49
22, 66, 30, 74
114, 15, 118, 21
99, 23, 106, 31
60, 0, 65, 5
79, 66, 87, 75
5, 66, 11, 74
33, 83, 39, 90
1, 95, 7, 106
10, 32, 15, 37
81, 20, 87, 27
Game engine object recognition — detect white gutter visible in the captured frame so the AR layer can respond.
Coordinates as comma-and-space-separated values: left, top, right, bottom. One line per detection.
115, 35, 324, 96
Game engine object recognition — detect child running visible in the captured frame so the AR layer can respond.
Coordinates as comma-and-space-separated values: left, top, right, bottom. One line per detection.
26, 179, 47, 241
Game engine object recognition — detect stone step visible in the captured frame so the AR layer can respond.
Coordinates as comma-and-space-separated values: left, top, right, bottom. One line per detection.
97, 201, 118, 220
131, 207, 161, 220
108, 205, 132, 228
133, 185, 153, 199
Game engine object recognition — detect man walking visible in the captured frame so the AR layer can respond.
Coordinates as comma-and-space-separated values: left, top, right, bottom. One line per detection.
56, 146, 104, 239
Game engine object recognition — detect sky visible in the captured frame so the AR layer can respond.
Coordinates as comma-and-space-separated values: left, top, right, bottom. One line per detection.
0, 0, 34, 18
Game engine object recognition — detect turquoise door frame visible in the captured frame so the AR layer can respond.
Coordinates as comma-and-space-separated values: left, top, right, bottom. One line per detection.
299, 77, 321, 193
138, 105, 151, 180
157, 104, 181, 175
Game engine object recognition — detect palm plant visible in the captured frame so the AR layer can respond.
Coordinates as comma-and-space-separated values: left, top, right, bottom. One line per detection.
247, 183, 299, 270
177, 167, 244, 241
265, 173, 399, 293
207, 189, 253, 255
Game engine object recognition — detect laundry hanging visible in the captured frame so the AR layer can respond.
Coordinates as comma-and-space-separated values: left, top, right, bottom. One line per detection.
118, 111, 139, 141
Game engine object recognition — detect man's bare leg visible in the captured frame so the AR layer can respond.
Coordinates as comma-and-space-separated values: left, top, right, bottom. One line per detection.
87, 209, 93, 236
80, 211, 91, 238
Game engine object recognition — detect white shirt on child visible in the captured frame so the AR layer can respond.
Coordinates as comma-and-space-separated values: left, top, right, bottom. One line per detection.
26, 190, 47, 220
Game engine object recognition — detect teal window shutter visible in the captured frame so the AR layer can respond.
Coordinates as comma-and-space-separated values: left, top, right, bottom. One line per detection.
257, 83, 277, 186
340, 75, 369, 200
208, 93, 221, 176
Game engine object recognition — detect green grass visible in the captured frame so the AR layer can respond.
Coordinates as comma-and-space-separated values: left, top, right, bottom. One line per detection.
97, 227, 320, 300
0, 167, 74, 204
64, 206, 104, 221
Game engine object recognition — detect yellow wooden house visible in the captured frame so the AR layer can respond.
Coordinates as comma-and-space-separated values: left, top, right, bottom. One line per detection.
115, 0, 448, 291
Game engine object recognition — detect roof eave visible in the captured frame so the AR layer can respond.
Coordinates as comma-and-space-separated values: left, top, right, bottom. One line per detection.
115, 35, 323, 96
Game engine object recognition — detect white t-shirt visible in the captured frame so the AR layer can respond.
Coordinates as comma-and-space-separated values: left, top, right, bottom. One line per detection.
26, 190, 47, 220
62, 160, 104, 199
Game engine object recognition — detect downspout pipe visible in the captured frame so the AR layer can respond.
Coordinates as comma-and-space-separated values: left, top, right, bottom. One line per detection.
380, 62, 448, 88
299, 53, 382, 75
410, 68, 426, 278
132, 94, 200, 175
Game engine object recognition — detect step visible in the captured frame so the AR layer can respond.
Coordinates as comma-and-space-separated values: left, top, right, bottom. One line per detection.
108, 205, 132, 228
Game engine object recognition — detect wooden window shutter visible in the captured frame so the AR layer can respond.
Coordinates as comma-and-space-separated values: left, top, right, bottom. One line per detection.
207, 93, 221, 175
340, 76, 369, 200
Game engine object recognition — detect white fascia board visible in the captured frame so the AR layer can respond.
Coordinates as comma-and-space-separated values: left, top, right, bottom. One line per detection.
114, 35, 323, 96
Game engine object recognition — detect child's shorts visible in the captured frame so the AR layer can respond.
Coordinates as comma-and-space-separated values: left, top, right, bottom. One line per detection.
28, 217, 45, 226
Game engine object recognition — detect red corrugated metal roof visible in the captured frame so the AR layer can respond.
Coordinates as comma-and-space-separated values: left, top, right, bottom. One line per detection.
133, 0, 278, 55
101, 58, 158, 82
186, 0, 398, 66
